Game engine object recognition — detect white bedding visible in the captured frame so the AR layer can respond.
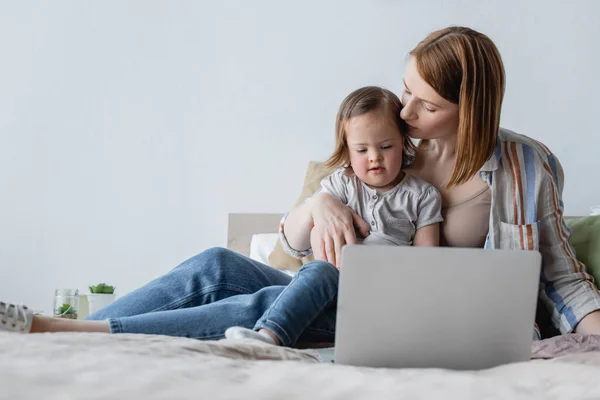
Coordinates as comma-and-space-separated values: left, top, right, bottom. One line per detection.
250, 233, 296, 275
3, 332, 600, 399
249, 233, 279, 264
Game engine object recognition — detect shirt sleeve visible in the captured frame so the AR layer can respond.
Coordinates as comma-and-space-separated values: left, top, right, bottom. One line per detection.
278, 169, 348, 259
318, 169, 349, 204
536, 153, 600, 333
415, 185, 444, 230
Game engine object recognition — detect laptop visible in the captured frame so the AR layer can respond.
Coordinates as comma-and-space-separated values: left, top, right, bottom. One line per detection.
333, 245, 541, 370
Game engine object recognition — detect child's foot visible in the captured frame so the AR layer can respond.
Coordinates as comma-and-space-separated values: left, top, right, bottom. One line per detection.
0, 301, 33, 333
225, 327, 276, 345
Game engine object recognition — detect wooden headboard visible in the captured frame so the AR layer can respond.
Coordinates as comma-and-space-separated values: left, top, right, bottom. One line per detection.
227, 213, 283, 257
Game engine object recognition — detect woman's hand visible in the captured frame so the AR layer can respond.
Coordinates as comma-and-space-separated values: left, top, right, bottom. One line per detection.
310, 193, 371, 268
575, 310, 600, 335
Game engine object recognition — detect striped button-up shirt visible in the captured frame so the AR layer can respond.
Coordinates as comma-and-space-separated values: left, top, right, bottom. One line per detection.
280, 128, 600, 335
481, 128, 600, 334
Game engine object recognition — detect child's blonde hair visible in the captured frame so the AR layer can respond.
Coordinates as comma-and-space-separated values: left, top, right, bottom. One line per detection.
325, 86, 416, 173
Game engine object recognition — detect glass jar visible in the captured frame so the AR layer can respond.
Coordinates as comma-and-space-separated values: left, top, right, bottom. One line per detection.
53, 289, 79, 319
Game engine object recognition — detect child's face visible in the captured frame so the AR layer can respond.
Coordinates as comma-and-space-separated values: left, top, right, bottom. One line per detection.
345, 110, 404, 191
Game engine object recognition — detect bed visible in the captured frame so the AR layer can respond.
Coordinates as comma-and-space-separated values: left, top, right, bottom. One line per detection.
2, 213, 600, 399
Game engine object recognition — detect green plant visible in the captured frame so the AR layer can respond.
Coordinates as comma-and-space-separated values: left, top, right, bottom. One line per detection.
56, 303, 76, 315
89, 283, 116, 294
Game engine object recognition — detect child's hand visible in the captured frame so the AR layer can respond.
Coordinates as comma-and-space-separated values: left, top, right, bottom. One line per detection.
310, 194, 370, 268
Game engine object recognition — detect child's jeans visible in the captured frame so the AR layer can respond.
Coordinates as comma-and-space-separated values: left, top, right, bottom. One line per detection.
86, 247, 338, 345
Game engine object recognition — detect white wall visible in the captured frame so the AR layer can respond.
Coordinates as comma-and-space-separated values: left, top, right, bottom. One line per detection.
1, 0, 599, 312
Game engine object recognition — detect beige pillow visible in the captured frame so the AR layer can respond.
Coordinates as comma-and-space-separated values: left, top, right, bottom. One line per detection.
268, 161, 337, 271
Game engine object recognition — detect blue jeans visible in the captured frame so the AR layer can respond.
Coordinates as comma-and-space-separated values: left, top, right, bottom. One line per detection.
254, 257, 339, 346
86, 247, 338, 345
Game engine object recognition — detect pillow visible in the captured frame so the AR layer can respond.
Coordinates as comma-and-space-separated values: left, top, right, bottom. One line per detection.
566, 215, 600, 285
267, 161, 337, 271
249, 233, 280, 265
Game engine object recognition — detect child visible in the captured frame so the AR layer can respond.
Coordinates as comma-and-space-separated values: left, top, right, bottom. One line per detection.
225, 86, 443, 347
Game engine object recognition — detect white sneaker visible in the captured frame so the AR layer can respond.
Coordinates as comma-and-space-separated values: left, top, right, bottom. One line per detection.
0, 302, 33, 333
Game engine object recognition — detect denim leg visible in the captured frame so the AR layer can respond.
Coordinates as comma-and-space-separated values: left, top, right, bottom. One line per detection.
86, 247, 292, 320
109, 285, 290, 339
297, 305, 337, 344
254, 260, 339, 346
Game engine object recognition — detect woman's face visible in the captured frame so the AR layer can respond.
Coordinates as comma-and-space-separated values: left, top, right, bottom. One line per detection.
400, 57, 459, 140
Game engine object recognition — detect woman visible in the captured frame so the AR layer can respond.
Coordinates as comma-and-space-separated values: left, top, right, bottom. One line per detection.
3, 26, 600, 340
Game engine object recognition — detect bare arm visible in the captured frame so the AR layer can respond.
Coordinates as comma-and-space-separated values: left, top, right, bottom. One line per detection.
575, 311, 600, 334
283, 193, 370, 268
412, 223, 440, 247
282, 196, 318, 252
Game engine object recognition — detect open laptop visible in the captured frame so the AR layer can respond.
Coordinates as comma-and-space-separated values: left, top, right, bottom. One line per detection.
332, 245, 541, 370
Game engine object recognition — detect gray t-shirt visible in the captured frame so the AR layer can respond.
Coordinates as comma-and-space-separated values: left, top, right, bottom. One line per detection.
319, 168, 443, 246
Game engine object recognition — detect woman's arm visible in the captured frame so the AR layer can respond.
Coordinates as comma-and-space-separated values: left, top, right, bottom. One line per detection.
282, 170, 371, 267
283, 193, 370, 267
413, 223, 440, 247
575, 311, 600, 334
536, 153, 600, 334
282, 195, 318, 252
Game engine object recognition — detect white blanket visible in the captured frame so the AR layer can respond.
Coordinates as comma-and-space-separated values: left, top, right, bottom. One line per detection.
2, 332, 600, 399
